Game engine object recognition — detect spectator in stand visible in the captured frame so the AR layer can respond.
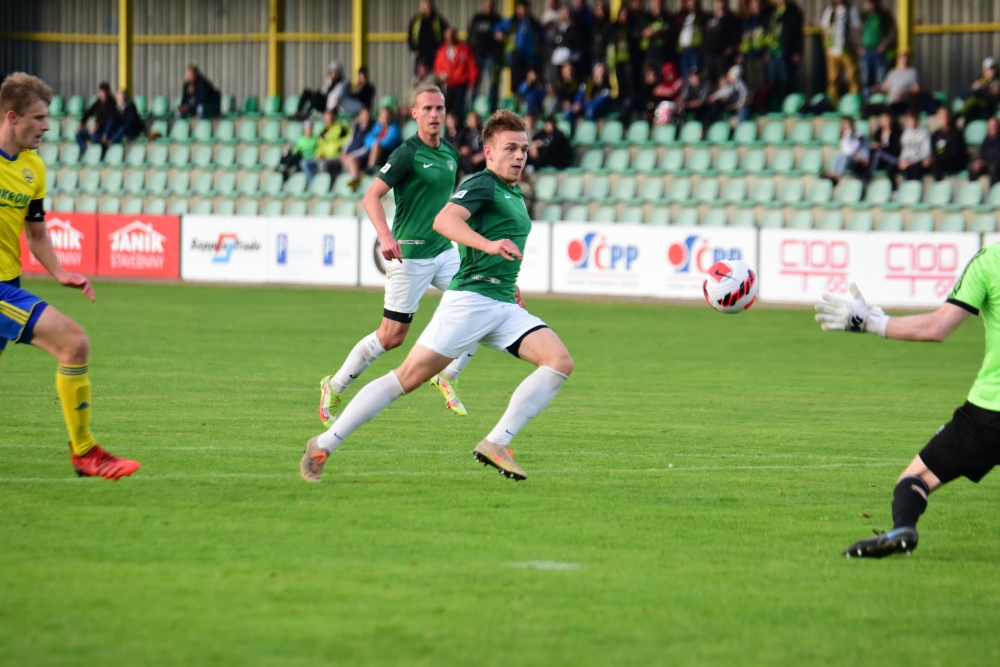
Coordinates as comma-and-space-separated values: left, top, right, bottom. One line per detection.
680, 67, 709, 123
517, 67, 547, 116
468, 0, 503, 112
826, 116, 870, 183
878, 52, 921, 115
444, 110, 462, 146
295, 62, 343, 119
313, 110, 352, 180
76, 82, 121, 155
868, 111, 901, 184
344, 105, 401, 189
571, 0, 595, 82
675, 0, 706, 79
820, 0, 862, 106
552, 5, 585, 84
858, 0, 896, 100
405, 59, 439, 112
971, 117, 1000, 186
336, 107, 374, 183
897, 110, 932, 182
739, 0, 772, 112
529, 116, 573, 170
496, 0, 542, 92
457, 111, 487, 175
641, 0, 674, 74
434, 27, 479, 120
177, 65, 221, 119
110, 88, 144, 144
591, 1, 613, 71
409, 0, 448, 75
705, 64, 749, 124
930, 107, 968, 181
627, 0, 651, 103
958, 58, 1000, 122
765, 0, 804, 101
649, 61, 684, 123
350, 67, 376, 112
554, 62, 580, 115
318, 62, 364, 117
540, 0, 561, 83
610, 6, 634, 116
568, 62, 614, 122
704, 0, 742, 87
280, 120, 318, 183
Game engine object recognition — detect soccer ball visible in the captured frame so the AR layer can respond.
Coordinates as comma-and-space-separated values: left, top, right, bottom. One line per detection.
703, 259, 758, 314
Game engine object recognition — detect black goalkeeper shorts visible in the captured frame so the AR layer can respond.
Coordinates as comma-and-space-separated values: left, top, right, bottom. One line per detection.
920, 402, 1000, 484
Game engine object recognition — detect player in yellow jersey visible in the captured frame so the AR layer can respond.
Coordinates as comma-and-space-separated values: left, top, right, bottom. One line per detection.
0, 73, 139, 480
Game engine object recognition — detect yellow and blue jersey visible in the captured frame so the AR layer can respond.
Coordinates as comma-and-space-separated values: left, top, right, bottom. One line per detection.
0, 147, 47, 282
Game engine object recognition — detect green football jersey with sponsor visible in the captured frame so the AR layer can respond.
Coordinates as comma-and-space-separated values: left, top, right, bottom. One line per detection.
948, 245, 1000, 411
446, 169, 532, 304
376, 135, 460, 259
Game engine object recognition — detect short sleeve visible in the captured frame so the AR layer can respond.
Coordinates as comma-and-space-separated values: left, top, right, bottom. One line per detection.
33, 159, 47, 200
948, 249, 990, 315
449, 175, 494, 216
376, 141, 415, 188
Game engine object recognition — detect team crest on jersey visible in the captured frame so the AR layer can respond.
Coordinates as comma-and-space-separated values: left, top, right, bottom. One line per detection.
22, 168, 34, 184
453, 190, 467, 199
380, 163, 391, 174
447, 159, 455, 172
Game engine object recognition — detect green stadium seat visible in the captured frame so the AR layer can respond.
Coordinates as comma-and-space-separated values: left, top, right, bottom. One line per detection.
759, 209, 784, 228
213, 172, 237, 197
770, 149, 795, 175
306, 173, 333, 199
237, 120, 260, 144
123, 171, 145, 196
877, 212, 904, 231
168, 199, 190, 216
965, 119, 988, 146
169, 145, 191, 169
687, 149, 712, 175
77, 196, 98, 213
675, 209, 699, 226
702, 209, 727, 227
191, 145, 213, 169
788, 210, 814, 229
886, 179, 922, 209
215, 120, 236, 143
56, 171, 79, 195
715, 149, 739, 175
283, 121, 304, 144
285, 200, 307, 216
582, 176, 611, 203
625, 120, 650, 144
604, 149, 631, 173
773, 179, 804, 207
760, 121, 785, 146
238, 173, 260, 197
572, 120, 598, 146
262, 200, 284, 216
598, 120, 624, 145
651, 124, 677, 145
310, 200, 334, 216
148, 145, 169, 168
977, 183, 1000, 211
191, 200, 213, 215
402, 120, 418, 139
150, 95, 170, 118
564, 204, 589, 222
679, 121, 703, 144
662, 178, 688, 203
659, 149, 685, 173
241, 96, 261, 118
148, 119, 169, 139
237, 146, 261, 170
39, 144, 59, 167
833, 179, 864, 207
802, 179, 834, 207
122, 197, 143, 214
473, 95, 491, 118
81, 144, 102, 167
818, 210, 844, 230
141, 197, 164, 214
168, 172, 191, 196
334, 201, 357, 217
577, 149, 604, 171
741, 149, 766, 173
647, 207, 671, 225
66, 95, 85, 118
332, 174, 356, 197
632, 148, 658, 173
283, 94, 301, 118
263, 95, 282, 118
747, 178, 776, 206
620, 207, 644, 224
733, 121, 758, 146
43, 123, 61, 143
60, 144, 81, 167
917, 181, 952, 210
610, 176, 638, 202
125, 145, 145, 168
213, 144, 236, 170
945, 182, 983, 211
721, 178, 748, 204
48, 95, 65, 118
284, 172, 308, 198
939, 213, 967, 232
261, 120, 282, 144
972, 214, 997, 233
705, 121, 730, 145
731, 209, 756, 227
238, 200, 260, 216
534, 174, 558, 201
539, 204, 563, 221
79, 171, 101, 196
593, 206, 617, 223
102, 170, 124, 195
819, 120, 842, 145
781, 93, 806, 115
837, 93, 862, 117
863, 178, 893, 207
795, 150, 822, 176
54, 195, 75, 212
193, 119, 214, 143
789, 120, 815, 145
169, 119, 191, 143
102, 144, 123, 167
258, 172, 283, 199
554, 175, 584, 203
192, 173, 214, 197
687, 178, 720, 206
214, 199, 237, 215
220, 94, 235, 117
907, 212, 935, 232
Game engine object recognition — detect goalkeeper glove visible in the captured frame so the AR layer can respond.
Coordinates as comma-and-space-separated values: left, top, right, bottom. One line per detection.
815, 283, 889, 337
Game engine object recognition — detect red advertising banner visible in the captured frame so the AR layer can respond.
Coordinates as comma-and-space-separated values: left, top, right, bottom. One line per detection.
19, 213, 98, 275
97, 215, 180, 279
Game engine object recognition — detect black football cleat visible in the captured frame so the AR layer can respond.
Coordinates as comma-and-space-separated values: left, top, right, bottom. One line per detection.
843, 527, 919, 558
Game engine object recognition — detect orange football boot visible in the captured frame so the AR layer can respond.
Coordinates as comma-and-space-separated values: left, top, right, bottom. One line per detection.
70, 444, 141, 480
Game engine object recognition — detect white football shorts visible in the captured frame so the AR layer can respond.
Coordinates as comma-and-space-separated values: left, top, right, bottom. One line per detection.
383, 246, 460, 321
415, 290, 549, 359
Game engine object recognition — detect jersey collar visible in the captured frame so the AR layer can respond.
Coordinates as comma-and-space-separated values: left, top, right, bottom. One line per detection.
486, 168, 522, 195
0, 146, 18, 162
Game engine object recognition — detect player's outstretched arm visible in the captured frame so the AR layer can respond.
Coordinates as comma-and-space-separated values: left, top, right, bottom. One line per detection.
23, 219, 95, 302
433, 203, 521, 261
362, 178, 402, 262
815, 282, 969, 342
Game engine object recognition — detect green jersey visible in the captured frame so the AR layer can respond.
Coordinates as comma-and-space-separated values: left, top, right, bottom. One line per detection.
376, 135, 460, 259
948, 245, 1000, 411
446, 169, 532, 304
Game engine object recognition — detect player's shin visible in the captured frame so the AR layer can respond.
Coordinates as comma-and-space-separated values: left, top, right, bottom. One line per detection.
487, 366, 568, 445
331, 332, 386, 393
441, 344, 478, 382
892, 475, 930, 528
56, 364, 96, 456
316, 371, 406, 452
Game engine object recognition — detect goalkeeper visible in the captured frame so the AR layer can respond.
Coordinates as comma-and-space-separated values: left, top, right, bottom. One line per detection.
815, 248, 999, 558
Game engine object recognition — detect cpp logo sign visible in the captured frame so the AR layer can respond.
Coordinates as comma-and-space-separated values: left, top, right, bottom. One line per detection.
276, 234, 288, 265
567, 233, 638, 271
667, 235, 742, 274
323, 235, 335, 266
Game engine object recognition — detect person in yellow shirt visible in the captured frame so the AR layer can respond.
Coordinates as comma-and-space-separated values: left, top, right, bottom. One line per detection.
0, 73, 139, 480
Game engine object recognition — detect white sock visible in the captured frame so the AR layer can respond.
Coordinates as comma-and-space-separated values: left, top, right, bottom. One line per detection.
317, 371, 406, 452
487, 366, 568, 446
331, 332, 386, 393
440, 344, 478, 382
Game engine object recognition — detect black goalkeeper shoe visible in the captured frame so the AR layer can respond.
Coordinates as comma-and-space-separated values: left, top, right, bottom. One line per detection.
843, 527, 919, 558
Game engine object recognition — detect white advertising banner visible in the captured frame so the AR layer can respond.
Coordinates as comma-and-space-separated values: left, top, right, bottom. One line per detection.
359, 218, 390, 288
550, 223, 757, 299
181, 215, 270, 282
267, 217, 359, 285
759, 229, 981, 308
519, 222, 551, 293
984, 233, 1000, 247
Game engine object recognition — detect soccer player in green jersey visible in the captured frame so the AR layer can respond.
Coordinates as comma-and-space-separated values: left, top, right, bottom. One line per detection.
302, 110, 573, 483
815, 256, 1000, 557
317, 85, 477, 424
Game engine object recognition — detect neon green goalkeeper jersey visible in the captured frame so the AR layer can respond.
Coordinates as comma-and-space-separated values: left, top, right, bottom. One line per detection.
948, 245, 1000, 411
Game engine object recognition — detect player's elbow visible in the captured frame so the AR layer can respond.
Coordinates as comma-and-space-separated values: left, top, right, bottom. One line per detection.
432, 215, 448, 235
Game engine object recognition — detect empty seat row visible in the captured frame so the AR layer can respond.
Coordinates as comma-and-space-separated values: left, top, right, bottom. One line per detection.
567, 146, 831, 177
46, 194, 357, 217
40, 142, 286, 171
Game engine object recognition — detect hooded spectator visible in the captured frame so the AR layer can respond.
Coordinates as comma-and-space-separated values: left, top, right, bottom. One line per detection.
434, 27, 479, 119
409, 0, 448, 73
321, 62, 364, 117
517, 67, 547, 116
706, 64, 749, 123
314, 110, 353, 180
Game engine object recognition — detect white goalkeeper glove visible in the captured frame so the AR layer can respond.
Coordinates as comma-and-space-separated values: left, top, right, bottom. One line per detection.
814, 283, 890, 337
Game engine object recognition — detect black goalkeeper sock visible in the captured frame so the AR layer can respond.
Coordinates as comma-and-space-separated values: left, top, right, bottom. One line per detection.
892, 476, 930, 529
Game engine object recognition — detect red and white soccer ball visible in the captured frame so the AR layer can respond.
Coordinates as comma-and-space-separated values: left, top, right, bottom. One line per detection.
703, 259, 758, 314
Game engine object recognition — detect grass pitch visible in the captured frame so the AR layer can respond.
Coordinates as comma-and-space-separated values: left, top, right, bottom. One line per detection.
2, 279, 999, 666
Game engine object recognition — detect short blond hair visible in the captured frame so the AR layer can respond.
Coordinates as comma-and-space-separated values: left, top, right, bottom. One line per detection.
413, 84, 444, 104
0, 73, 52, 117
482, 109, 527, 145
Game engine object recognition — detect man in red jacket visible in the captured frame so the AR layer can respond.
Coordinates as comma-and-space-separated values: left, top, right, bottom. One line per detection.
434, 27, 480, 119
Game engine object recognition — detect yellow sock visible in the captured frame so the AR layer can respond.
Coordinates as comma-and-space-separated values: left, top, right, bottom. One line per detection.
57, 364, 96, 456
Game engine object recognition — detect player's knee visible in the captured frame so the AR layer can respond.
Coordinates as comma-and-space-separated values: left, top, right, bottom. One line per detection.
63, 325, 90, 364
381, 332, 405, 350
549, 351, 574, 377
